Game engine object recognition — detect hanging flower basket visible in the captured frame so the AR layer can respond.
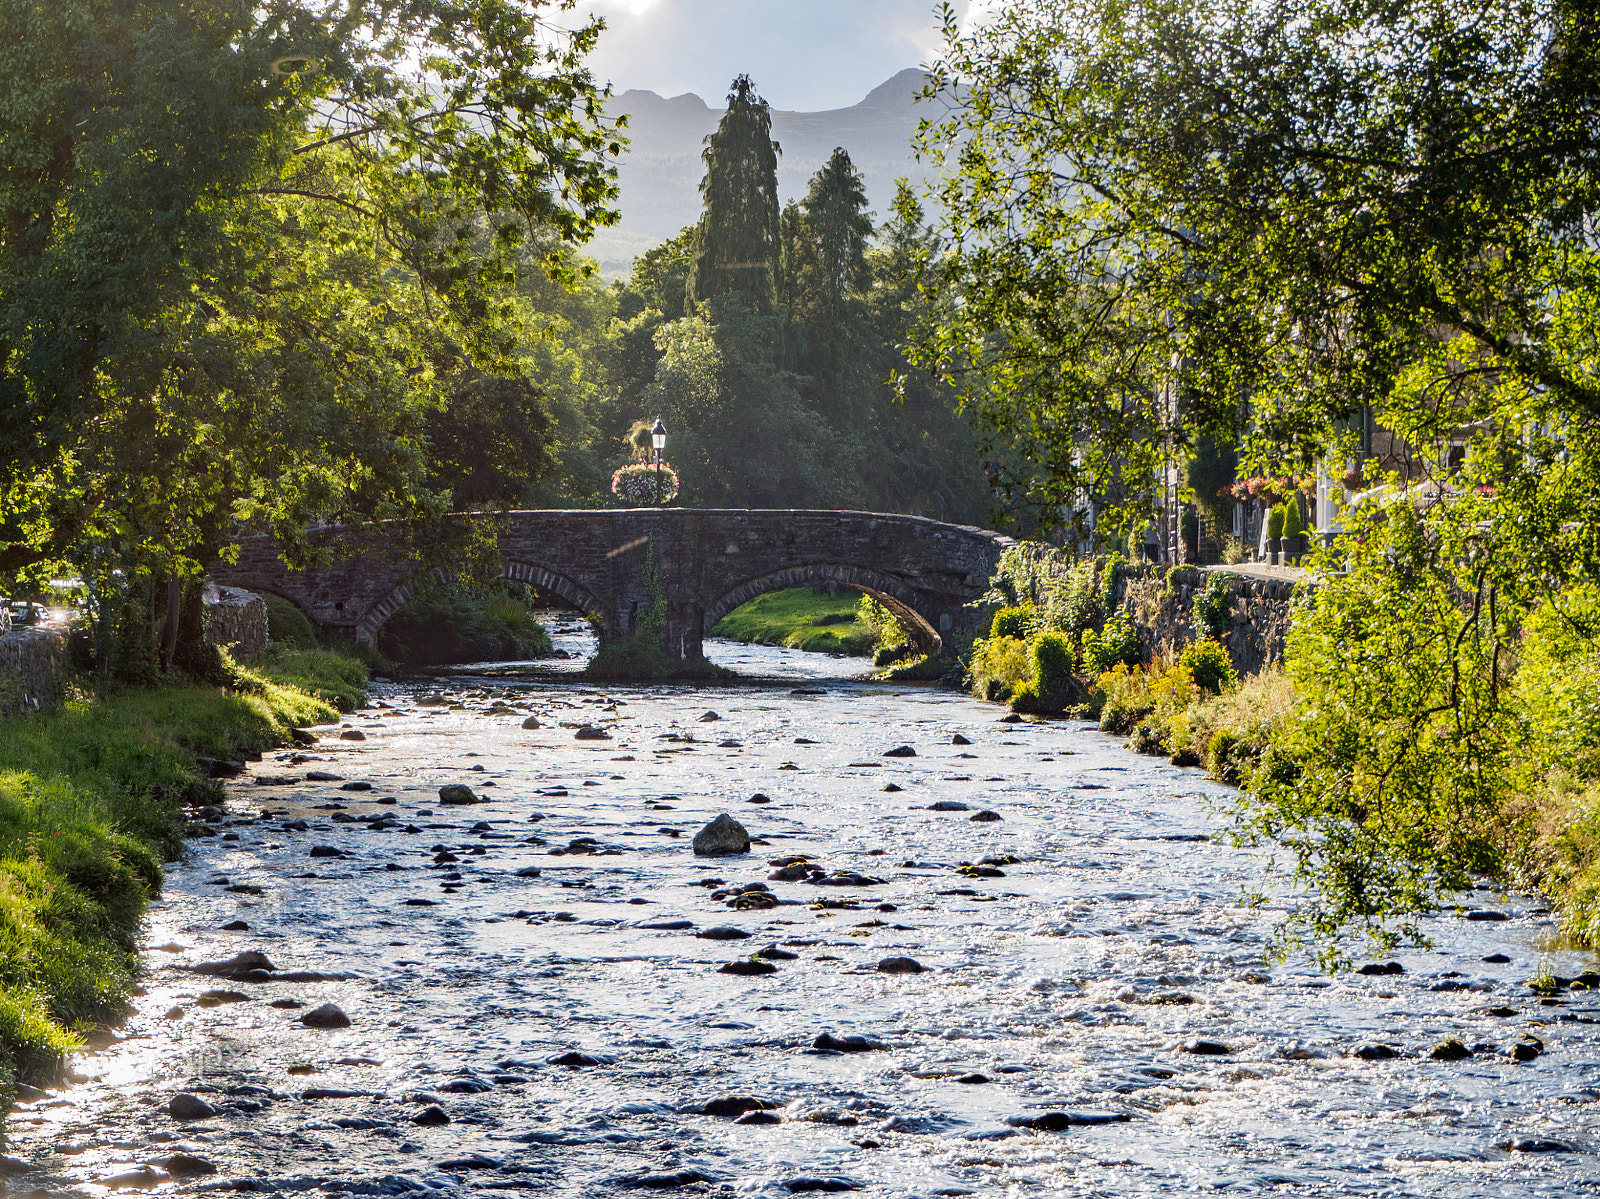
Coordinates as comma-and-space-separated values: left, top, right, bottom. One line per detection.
612, 462, 679, 505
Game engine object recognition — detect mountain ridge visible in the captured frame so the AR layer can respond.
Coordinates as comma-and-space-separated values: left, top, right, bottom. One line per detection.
586, 68, 936, 278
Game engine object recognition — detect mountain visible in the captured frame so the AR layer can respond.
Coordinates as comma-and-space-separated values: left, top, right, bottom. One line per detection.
585, 68, 937, 279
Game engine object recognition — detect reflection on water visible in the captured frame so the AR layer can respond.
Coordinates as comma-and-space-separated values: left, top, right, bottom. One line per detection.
11, 640, 1599, 1198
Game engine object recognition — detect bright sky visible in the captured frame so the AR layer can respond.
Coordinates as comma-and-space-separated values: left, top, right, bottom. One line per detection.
569, 0, 980, 111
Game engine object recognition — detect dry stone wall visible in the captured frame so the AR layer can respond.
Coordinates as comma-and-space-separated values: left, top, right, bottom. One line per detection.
1108, 563, 1302, 677
0, 625, 70, 715
203, 586, 267, 662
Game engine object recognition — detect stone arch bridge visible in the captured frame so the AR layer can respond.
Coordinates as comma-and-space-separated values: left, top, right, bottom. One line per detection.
212, 509, 1015, 662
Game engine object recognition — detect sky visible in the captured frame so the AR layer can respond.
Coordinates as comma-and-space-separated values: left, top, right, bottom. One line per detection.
568, 0, 980, 112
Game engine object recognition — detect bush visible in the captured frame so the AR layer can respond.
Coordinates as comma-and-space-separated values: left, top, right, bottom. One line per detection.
1283, 497, 1306, 538
262, 593, 317, 647
378, 584, 553, 665
1193, 575, 1233, 638
989, 603, 1038, 640
1266, 505, 1286, 540
1016, 631, 1078, 714
1179, 638, 1238, 694
1082, 612, 1139, 674
969, 635, 1032, 704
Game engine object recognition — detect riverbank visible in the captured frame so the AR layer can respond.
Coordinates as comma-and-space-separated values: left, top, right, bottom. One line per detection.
0, 649, 368, 1102
709, 586, 879, 656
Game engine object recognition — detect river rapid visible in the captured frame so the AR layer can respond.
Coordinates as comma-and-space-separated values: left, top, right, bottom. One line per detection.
11, 634, 1600, 1198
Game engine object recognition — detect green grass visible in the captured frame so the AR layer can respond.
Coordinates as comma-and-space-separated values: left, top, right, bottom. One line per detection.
0, 648, 366, 1104
711, 587, 877, 656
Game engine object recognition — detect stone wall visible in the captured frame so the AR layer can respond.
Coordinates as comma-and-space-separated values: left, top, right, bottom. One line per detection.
1108, 563, 1302, 677
0, 625, 70, 716
203, 586, 266, 662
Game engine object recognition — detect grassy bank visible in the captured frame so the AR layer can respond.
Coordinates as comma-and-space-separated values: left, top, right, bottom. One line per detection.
0, 649, 366, 1099
710, 587, 900, 657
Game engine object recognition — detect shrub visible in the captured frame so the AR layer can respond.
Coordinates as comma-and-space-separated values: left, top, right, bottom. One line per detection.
969, 635, 1032, 704
1082, 613, 1139, 674
1013, 631, 1077, 714
1266, 505, 1286, 540
1283, 497, 1306, 538
988, 604, 1038, 641
1179, 638, 1238, 694
262, 593, 317, 647
1193, 575, 1233, 639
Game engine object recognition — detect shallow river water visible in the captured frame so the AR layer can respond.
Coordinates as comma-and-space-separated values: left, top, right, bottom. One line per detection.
11, 636, 1600, 1198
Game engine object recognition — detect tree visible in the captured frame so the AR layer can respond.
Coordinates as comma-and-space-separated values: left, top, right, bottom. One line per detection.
685, 76, 782, 314
911, 0, 1600, 556
0, 0, 621, 675
798, 148, 873, 310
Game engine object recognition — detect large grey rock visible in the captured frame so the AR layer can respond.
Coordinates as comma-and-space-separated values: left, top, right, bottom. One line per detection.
692, 814, 750, 857
169, 1093, 218, 1121
438, 784, 478, 805
300, 1003, 352, 1029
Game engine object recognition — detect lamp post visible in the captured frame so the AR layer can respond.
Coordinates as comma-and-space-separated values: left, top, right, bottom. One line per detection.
651, 418, 667, 506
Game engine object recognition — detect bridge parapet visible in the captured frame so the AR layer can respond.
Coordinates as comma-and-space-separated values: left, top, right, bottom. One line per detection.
213, 509, 1015, 661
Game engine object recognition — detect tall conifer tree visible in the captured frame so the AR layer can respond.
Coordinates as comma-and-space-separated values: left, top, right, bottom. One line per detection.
686, 76, 781, 313
800, 147, 873, 309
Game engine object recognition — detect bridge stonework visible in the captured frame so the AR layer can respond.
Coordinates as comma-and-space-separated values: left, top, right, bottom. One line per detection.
212, 509, 1015, 661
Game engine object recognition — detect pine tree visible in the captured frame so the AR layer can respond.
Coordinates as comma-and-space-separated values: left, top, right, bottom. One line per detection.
800, 147, 873, 309
686, 76, 782, 313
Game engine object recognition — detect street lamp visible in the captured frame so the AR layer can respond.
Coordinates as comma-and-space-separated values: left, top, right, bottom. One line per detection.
651, 418, 667, 506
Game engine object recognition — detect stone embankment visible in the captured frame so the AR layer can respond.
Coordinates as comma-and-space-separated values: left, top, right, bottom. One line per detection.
1110, 562, 1303, 676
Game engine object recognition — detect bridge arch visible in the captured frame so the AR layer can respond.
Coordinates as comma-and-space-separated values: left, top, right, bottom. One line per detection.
353, 560, 606, 645
703, 564, 943, 655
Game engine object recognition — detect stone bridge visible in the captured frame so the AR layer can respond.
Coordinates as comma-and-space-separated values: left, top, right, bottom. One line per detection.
212, 509, 1016, 661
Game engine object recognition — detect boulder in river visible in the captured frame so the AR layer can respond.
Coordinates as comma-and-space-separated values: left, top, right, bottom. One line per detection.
702, 1095, 772, 1117
697, 926, 752, 941
191, 951, 276, 978
812, 1032, 883, 1053
698, 711, 721, 722
692, 813, 750, 856
718, 959, 777, 975
969, 809, 1002, 822
574, 724, 612, 740
438, 784, 478, 805
169, 1093, 218, 1121
951, 733, 972, 745
1177, 1039, 1232, 1055
883, 745, 917, 757
300, 1003, 352, 1029
876, 957, 926, 974
339, 729, 366, 741
521, 715, 541, 729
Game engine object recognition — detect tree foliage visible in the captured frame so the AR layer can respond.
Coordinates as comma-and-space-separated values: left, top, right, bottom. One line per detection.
911, 0, 1600, 553
0, 0, 620, 674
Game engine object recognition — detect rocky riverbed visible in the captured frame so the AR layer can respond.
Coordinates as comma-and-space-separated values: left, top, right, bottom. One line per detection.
9, 641, 1600, 1197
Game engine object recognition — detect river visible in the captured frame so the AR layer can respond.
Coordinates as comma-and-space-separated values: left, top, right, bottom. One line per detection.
10, 635, 1599, 1197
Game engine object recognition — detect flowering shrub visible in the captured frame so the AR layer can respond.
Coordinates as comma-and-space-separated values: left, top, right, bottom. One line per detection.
611, 462, 679, 505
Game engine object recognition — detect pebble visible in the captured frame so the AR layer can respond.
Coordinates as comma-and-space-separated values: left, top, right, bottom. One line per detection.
339, 729, 367, 741
548, 1051, 605, 1067
575, 725, 612, 740
1178, 1039, 1232, 1055
306, 771, 342, 782
757, 945, 800, 961
927, 801, 969, 812
735, 1110, 782, 1125
693, 813, 751, 856
1353, 1043, 1400, 1060
1006, 1111, 1131, 1130
411, 1105, 450, 1126
300, 1003, 352, 1029
951, 733, 972, 745
747, 793, 771, 804
437, 784, 478, 805
1430, 1038, 1472, 1061
309, 845, 345, 858
521, 715, 541, 729
969, 810, 1002, 822
698, 711, 721, 722
883, 746, 916, 757
1357, 962, 1405, 976
160, 1154, 216, 1176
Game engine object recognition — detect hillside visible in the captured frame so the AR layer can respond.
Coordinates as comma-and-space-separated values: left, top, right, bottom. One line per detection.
587, 68, 936, 278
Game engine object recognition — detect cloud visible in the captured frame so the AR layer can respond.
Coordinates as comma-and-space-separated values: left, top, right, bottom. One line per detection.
571, 0, 969, 111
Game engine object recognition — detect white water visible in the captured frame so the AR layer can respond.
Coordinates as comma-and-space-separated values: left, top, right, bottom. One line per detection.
14, 639, 1599, 1197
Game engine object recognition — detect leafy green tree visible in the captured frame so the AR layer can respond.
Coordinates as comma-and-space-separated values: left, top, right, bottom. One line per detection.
912, 0, 1600, 949
0, 0, 621, 674
685, 76, 782, 314
911, 0, 1600, 552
